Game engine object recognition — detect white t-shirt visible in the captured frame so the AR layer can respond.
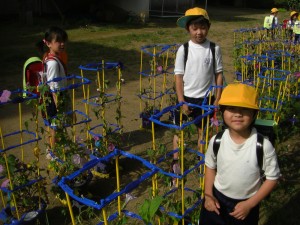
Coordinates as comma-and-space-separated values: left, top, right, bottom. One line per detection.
45, 58, 67, 91
205, 128, 280, 199
174, 40, 223, 98
287, 19, 295, 29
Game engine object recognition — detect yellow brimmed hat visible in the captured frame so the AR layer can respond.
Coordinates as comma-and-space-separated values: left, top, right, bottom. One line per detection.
271, 8, 279, 13
290, 11, 298, 17
177, 7, 209, 28
219, 83, 259, 110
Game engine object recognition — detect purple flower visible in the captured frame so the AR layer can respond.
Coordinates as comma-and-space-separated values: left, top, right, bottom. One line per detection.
0, 90, 11, 103
72, 154, 81, 165
108, 143, 115, 152
1, 179, 10, 188
157, 65, 163, 72
210, 117, 219, 127
294, 72, 300, 78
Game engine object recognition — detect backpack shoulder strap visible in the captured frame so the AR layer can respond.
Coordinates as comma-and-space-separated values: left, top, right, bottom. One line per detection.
44, 55, 66, 74
183, 42, 189, 70
210, 41, 216, 74
256, 133, 265, 175
213, 129, 225, 157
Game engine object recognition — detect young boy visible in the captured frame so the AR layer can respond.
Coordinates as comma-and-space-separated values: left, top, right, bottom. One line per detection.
200, 83, 280, 225
170, 7, 223, 180
264, 8, 279, 39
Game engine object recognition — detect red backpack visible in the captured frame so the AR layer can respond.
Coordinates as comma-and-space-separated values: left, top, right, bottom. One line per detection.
22, 55, 65, 96
23, 57, 43, 96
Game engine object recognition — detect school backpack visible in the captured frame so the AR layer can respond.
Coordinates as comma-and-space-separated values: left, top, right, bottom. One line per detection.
183, 41, 216, 72
23, 57, 43, 96
22, 55, 65, 97
212, 129, 265, 178
264, 15, 274, 29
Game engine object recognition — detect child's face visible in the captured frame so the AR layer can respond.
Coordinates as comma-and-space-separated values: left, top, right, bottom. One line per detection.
293, 14, 298, 20
223, 106, 255, 132
188, 23, 209, 44
47, 39, 66, 56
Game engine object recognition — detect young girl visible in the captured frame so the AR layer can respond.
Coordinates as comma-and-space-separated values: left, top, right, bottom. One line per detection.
37, 26, 69, 150
200, 83, 280, 225
287, 11, 299, 41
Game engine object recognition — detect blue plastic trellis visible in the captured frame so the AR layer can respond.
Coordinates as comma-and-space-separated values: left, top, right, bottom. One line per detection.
0, 89, 38, 106
58, 148, 159, 210
156, 148, 205, 179
0, 130, 41, 152
159, 187, 202, 221
45, 74, 91, 93
82, 93, 122, 107
79, 62, 123, 71
148, 102, 214, 130
43, 109, 91, 129
88, 123, 121, 139
96, 210, 145, 225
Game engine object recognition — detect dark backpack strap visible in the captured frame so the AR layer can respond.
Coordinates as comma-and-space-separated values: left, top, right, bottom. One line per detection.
213, 129, 225, 157
210, 41, 216, 74
256, 133, 265, 175
183, 42, 189, 70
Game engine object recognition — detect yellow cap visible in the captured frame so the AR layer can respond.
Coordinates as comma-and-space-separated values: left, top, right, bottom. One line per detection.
291, 11, 298, 17
177, 7, 209, 28
219, 83, 259, 110
271, 8, 279, 13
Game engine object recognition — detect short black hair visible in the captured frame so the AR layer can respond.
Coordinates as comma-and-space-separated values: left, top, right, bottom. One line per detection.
186, 16, 210, 30
44, 26, 68, 43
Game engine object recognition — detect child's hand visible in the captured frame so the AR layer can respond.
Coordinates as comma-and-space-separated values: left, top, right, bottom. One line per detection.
229, 200, 251, 220
204, 194, 220, 215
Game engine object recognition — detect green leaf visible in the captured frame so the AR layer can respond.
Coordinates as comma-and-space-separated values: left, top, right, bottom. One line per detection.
149, 196, 163, 218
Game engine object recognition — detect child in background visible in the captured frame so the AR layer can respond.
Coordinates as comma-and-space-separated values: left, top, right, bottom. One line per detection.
264, 8, 279, 39
293, 14, 300, 44
287, 11, 299, 42
170, 7, 223, 186
36, 26, 69, 151
200, 83, 280, 225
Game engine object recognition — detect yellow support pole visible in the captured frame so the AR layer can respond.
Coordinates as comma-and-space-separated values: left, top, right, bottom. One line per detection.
80, 69, 86, 100
115, 155, 121, 216
18, 103, 24, 162
179, 107, 185, 225
72, 77, 76, 143
102, 208, 109, 225
139, 49, 143, 128
0, 127, 20, 220
151, 120, 157, 196
65, 193, 76, 225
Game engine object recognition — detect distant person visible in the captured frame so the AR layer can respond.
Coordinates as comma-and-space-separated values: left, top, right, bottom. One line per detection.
36, 26, 70, 152
293, 13, 300, 44
171, 7, 223, 186
200, 83, 280, 225
264, 8, 279, 39
287, 11, 298, 41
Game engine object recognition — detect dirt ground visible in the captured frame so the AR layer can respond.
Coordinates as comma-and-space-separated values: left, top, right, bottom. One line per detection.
0, 6, 297, 225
